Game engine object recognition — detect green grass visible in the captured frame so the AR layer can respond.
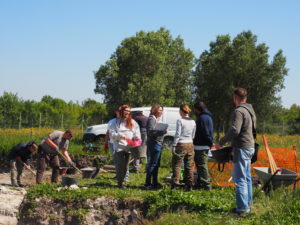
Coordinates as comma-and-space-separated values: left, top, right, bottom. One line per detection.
2, 129, 300, 224
24, 159, 300, 225
25, 171, 300, 225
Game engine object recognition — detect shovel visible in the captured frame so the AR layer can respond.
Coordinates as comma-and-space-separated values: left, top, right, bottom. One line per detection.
45, 138, 83, 175
20, 161, 36, 176
56, 150, 83, 175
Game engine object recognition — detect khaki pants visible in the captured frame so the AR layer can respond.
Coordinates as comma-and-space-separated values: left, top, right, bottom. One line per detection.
115, 151, 131, 186
10, 160, 24, 186
36, 153, 60, 184
172, 143, 194, 187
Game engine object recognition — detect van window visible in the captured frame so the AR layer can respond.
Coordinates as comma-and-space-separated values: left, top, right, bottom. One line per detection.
143, 110, 151, 117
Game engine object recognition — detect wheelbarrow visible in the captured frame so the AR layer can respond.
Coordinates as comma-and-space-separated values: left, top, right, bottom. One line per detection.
254, 167, 298, 192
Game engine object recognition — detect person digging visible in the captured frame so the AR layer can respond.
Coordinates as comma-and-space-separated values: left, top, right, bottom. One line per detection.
36, 130, 74, 184
7, 141, 38, 187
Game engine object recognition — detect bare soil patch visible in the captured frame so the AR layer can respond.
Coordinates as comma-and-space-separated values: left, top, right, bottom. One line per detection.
19, 196, 146, 225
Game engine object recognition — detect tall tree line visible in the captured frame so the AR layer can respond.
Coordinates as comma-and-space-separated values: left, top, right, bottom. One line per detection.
0, 92, 107, 129
94, 28, 300, 135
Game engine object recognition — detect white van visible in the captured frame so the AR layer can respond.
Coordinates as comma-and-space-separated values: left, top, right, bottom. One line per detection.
83, 107, 181, 148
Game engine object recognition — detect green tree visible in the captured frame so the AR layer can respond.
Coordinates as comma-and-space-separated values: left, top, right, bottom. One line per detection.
94, 27, 195, 112
21, 100, 40, 127
194, 31, 288, 137
286, 104, 300, 134
0, 92, 22, 128
81, 99, 107, 126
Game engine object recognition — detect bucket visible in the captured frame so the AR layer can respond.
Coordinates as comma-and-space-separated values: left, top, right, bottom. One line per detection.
66, 167, 76, 175
59, 167, 70, 175
81, 167, 97, 178
62, 176, 79, 186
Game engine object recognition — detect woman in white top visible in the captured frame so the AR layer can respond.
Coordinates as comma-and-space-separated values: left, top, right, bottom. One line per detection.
110, 105, 141, 188
172, 104, 196, 191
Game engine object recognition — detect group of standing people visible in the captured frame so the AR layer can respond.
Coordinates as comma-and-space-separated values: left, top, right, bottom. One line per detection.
105, 102, 214, 191
104, 87, 256, 215
7, 87, 256, 215
171, 87, 256, 215
105, 104, 166, 189
171, 102, 213, 192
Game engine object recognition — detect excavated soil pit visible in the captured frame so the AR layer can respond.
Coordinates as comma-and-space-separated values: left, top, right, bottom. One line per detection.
18, 196, 146, 225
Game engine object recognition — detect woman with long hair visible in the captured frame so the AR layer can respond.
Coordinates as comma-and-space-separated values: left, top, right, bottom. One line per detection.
110, 105, 141, 188
144, 104, 167, 190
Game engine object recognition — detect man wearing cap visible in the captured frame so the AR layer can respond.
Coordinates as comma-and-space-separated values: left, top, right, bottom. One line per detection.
7, 141, 38, 187
36, 130, 74, 184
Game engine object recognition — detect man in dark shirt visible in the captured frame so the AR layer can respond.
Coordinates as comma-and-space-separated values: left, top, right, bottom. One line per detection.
7, 141, 38, 187
131, 111, 148, 173
193, 101, 214, 190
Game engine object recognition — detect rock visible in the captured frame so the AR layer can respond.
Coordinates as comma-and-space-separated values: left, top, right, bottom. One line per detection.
69, 184, 79, 189
0, 185, 27, 225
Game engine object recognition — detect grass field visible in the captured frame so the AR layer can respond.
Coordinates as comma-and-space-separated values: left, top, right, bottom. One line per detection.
1, 128, 300, 224
1, 128, 299, 156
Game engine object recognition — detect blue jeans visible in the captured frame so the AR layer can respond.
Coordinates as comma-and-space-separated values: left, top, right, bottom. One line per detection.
146, 140, 162, 185
233, 147, 254, 212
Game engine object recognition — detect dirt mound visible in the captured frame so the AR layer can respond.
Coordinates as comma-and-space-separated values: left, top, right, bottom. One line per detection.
18, 196, 146, 225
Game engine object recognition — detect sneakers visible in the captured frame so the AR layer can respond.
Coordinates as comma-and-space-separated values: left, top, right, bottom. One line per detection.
143, 184, 153, 190
231, 208, 250, 216
152, 183, 163, 190
171, 182, 184, 190
184, 186, 192, 192
118, 184, 127, 189
143, 183, 163, 190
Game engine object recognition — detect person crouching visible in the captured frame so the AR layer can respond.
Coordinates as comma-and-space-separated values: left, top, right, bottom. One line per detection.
7, 141, 38, 187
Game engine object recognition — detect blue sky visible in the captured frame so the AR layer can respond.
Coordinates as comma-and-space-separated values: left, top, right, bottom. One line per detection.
0, 0, 299, 108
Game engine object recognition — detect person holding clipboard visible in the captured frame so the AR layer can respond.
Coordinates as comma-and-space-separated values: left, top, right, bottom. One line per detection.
144, 104, 168, 190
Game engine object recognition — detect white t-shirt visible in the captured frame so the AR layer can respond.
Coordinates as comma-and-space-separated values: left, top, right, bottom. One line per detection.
109, 118, 141, 152
107, 118, 117, 144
